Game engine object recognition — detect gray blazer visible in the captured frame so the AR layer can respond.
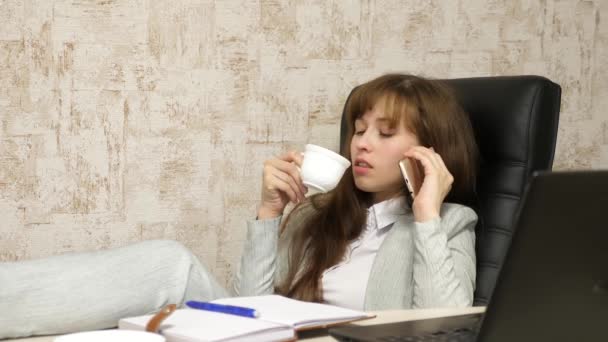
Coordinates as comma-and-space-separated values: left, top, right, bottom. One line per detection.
233, 202, 477, 310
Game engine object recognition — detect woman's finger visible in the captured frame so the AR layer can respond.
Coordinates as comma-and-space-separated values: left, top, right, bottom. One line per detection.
412, 147, 438, 167
262, 163, 299, 201
431, 151, 452, 178
404, 147, 440, 175
266, 158, 306, 196
270, 171, 300, 203
288, 151, 305, 167
403, 148, 437, 177
426, 149, 446, 174
420, 149, 454, 191
272, 169, 304, 202
278, 150, 304, 167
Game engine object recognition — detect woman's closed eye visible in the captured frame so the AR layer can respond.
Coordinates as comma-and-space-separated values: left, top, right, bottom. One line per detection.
354, 129, 394, 137
379, 128, 396, 137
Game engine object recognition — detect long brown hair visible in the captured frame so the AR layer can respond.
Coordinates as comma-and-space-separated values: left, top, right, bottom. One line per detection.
276, 74, 479, 302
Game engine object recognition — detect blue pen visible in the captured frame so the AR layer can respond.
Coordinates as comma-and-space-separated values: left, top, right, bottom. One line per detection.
185, 300, 260, 318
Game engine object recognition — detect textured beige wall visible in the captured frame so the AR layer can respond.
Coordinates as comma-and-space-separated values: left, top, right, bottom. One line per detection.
1, 0, 606, 287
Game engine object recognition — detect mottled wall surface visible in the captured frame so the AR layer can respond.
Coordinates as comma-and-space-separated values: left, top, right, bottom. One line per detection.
1, 0, 606, 287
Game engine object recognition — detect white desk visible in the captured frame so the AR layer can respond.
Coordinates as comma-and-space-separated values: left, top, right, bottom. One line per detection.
6, 306, 486, 342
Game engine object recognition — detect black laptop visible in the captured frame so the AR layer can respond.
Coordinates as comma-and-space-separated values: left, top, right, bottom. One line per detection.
329, 170, 608, 342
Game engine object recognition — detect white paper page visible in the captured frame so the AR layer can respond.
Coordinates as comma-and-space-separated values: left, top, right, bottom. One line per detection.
119, 309, 294, 342
212, 295, 370, 329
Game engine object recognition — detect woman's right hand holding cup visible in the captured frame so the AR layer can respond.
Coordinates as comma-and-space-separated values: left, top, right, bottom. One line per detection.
257, 151, 308, 220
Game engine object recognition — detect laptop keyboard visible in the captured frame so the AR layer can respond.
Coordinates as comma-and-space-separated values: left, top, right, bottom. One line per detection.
375, 327, 477, 342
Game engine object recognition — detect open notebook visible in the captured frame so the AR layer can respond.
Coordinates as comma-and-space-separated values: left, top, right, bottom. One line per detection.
119, 295, 373, 342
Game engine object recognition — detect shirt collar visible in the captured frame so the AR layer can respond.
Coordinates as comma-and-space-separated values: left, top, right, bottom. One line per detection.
367, 196, 407, 231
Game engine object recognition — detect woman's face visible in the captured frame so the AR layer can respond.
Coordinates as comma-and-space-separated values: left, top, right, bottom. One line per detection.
350, 100, 420, 204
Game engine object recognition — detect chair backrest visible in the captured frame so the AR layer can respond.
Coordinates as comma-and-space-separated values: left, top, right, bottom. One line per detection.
340, 75, 562, 306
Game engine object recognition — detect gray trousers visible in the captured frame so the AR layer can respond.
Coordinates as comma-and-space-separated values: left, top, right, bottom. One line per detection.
0, 240, 229, 339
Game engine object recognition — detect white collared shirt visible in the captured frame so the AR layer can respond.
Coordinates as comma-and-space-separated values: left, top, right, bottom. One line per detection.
321, 196, 407, 310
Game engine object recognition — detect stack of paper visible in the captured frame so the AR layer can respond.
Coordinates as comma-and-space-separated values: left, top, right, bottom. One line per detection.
119, 295, 373, 342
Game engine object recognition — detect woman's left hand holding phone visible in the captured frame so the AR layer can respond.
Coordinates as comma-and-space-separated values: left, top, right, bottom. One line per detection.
257, 151, 308, 220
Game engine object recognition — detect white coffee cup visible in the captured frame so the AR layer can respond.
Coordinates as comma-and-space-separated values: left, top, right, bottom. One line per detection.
300, 144, 351, 193
54, 330, 165, 342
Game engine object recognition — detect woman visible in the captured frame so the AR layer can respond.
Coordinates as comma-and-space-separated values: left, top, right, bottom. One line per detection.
237, 73, 479, 310
0, 74, 478, 338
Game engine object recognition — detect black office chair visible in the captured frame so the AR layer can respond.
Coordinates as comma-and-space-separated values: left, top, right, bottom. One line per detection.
340, 75, 562, 306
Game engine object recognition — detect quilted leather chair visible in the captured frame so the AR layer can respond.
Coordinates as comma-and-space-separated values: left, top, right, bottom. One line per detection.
340, 75, 562, 306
